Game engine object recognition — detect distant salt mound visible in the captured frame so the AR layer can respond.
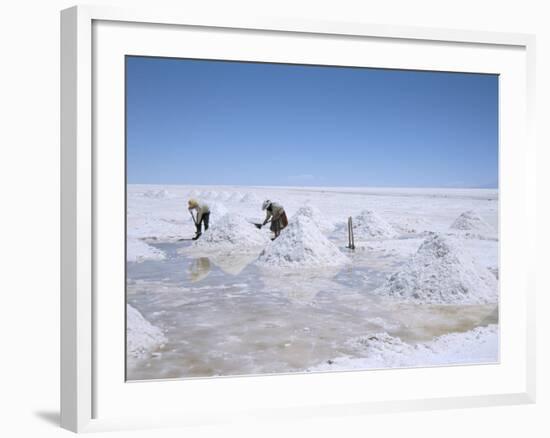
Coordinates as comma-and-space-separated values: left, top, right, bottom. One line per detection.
216, 191, 230, 201
292, 205, 334, 233
241, 192, 261, 205
188, 189, 200, 197
376, 233, 497, 304
256, 216, 348, 269
227, 192, 244, 202
142, 189, 170, 199
450, 210, 494, 234
353, 210, 397, 239
390, 217, 431, 235
191, 213, 269, 252
202, 190, 217, 199
127, 304, 166, 359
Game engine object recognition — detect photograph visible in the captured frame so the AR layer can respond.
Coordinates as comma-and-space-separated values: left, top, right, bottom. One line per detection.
125, 56, 499, 381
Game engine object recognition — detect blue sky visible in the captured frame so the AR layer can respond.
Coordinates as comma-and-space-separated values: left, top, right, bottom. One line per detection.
126, 56, 498, 188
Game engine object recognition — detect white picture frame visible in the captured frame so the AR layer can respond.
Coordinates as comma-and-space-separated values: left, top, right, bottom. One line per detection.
60, 4, 537, 433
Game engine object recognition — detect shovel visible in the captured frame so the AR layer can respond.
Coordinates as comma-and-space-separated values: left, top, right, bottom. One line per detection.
177, 211, 199, 241
189, 210, 201, 240
251, 220, 271, 229
189, 210, 198, 226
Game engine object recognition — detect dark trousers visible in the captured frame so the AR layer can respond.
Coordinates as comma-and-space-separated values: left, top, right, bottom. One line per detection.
269, 211, 288, 235
196, 212, 210, 234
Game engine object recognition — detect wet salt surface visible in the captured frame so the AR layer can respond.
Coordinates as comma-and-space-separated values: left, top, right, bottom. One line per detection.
126, 240, 497, 380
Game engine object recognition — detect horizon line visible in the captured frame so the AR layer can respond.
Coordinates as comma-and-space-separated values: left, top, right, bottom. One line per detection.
127, 182, 498, 190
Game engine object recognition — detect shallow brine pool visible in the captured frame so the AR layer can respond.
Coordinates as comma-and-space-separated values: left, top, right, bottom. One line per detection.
126, 238, 497, 380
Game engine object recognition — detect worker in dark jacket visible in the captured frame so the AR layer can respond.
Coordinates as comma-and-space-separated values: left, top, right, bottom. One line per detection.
261, 200, 288, 239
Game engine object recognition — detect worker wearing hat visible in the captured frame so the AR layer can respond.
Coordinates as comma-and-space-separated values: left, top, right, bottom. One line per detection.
188, 198, 210, 240
261, 200, 288, 239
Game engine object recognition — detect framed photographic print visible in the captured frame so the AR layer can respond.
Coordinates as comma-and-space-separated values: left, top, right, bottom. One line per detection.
61, 4, 536, 433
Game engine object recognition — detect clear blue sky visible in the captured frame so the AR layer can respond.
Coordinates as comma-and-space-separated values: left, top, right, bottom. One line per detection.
126, 56, 498, 188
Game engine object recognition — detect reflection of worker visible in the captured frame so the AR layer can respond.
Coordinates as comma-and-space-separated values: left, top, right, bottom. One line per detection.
188, 199, 210, 240
188, 257, 211, 282
262, 200, 288, 239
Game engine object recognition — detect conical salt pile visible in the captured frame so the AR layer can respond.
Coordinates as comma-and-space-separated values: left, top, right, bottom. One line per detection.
450, 210, 494, 234
191, 213, 268, 251
240, 192, 261, 205
256, 216, 348, 269
353, 210, 397, 239
376, 233, 497, 304
126, 305, 166, 359
227, 192, 244, 202
142, 189, 170, 199
292, 205, 334, 232
207, 201, 229, 224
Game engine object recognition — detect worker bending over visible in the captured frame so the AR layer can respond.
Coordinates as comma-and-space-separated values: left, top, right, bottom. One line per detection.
261, 200, 288, 239
188, 198, 210, 240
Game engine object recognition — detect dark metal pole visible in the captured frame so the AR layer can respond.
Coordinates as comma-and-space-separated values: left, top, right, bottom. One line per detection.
347, 216, 355, 250
350, 217, 355, 250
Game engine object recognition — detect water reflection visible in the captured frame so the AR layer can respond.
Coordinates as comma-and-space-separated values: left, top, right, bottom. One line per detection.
187, 257, 211, 282
260, 268, 346, 304
129, 240, 499, 380
209, 252, 259, 276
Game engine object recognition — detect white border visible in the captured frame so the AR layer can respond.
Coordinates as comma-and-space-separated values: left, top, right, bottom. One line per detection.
61, 5, 536, 433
